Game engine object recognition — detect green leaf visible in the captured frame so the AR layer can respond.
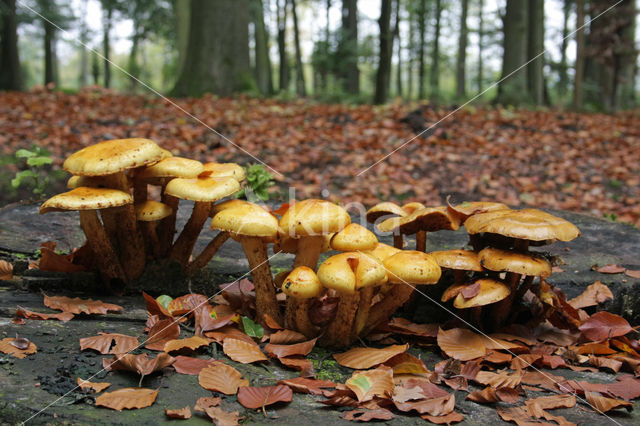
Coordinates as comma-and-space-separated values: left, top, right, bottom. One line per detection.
156, 295, 173, 309
11, 170, 37, 188
15, 149, 36, 158
241, 316, 264, 338
26, 156, 52, 167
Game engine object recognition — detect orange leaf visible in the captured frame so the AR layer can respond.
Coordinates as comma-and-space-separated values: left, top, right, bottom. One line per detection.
277, 356, 315, 376
474, 370, 523, 389
568, 281, 613, 309
164, 336, 210, 353
387, 317, 439, 338
342, 408, 395, 421
223, 338, 267, 363
142, 291, 172, 319
574, 342, 617, 355
237, 385, 293, 409
172, 355, 218, 375
437, 328, 486, 361
205, 325, 255, 345
0, 337, 37, 358
43, 294, 122, 315
103, 353, 174, 376
345, 366, 394, 402
277, 377, 336, 395
393, 394, 456, 416
585, 391, 633, 413
198, 363, 248, 395
38, 246, 86, 272
79, 333, 139, 354
579, 311, 632, 342
77, 377, 111, 393
268, 329, 307, 344
334, 344, 408, 369
421, 411, 464, 424
383, 352, 429, 375
95, 387, 158, 411
0, 259, 13, 280
165, 406, 192, 419
264, 338, 316, 359
263, 313, 284, 330
15, 307, 74, 322
594, 264, 625, 274
167, 293, 210, 315
525, 394, 576, 410
203, 406, 241, 425
466, 387, 499, 403
589, 355, 622, 373
625, 269, 640, 279
194, 396, 222, 411
145, 318, 180, 351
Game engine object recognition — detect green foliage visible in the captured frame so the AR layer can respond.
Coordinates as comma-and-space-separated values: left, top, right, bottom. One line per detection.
235, 164, 275, 202
156, 295, 173, 309
11, 147, 53, 197
241, 316, 264, 338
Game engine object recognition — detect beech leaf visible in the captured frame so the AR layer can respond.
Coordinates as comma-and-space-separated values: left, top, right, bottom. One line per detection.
43, 294, 122, 315
237, 385, 293, 409
172, 355, 218, 375
334, 344, 408, 369
79, 333, 139, 354
0, 337, 37, 358
198, 363, 249, 395
95, 387, 158, 411
437, 328, 486, 361
345, 367, 394, 402
264, 338, 317, 359
165, 406, 192, 419
223, 337, 267, 363
579, 311, 632, 342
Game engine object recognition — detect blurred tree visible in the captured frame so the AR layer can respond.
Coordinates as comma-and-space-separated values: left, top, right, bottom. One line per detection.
91, 48, 100, 84
338, 0, 358, 94
78, 0, 89, 87
526, 0, 544, 105
456, 0, 468, 99
374, 0, 393, 104
496, 0, 529, 105
99, 0, 124, 88
573, 0, 584, 109
393, 0, 402, 97
172, 0, 250, 96
250, 0, 273, 95
0, 0, 23, 90
557, 0, 572, 100
417, 0, 427, 99
311, 0, 331, 94
174, 0, 189, 78
290, 0, 306, 95
277, 0, 288, 91
476, 0, 483, 92
429, 0, 440, 101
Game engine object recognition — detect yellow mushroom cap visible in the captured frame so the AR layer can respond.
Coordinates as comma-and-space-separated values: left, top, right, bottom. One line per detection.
464, 208, 581, 242
383, 251, 441, 285
63, 138, 163, 176
330, 223, 378, 252
317, 252, 387, 294
402, 202, 426, 214
441, 282, 467, 302
377, 206, 459, 234
137, 157, 204, 179
201, 162, 246, 181
453, 279, 511, 309
274, 233, 333, 254
281, 266, 323, 299
40, 187, 132, 213
279, 199, 351, 237
210, 201, 279, 238
430, 249, 483, 272
363, 242, 402, 262
447, 201, 510, 223
210, 199, 254, 216
165, 176, 240, 202
365, 202, 407, 223
135, 200, 172, 221
66, 175, 112, 189
478, 247, 552, 277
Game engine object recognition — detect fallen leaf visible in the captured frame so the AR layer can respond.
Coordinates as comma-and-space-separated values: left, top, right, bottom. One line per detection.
421, 411, 464, 424
437, 328, 486, 361
79, 333, 139, 354
43, 294, 122, 315
268, 329, 307, 344
205, 325, 255, 345
237, 385, 293, 409
474, 370, 523, 389
165, 406, 191, 419
579, 311, 632, 342
223, 338, 267, 363
384, 352, 429, 375
606, 377, 640, 401
334, 344, 408, 369
393, 384, 428, 403
164, 336, 210, 353
145, 318, 180, 351
0, 259, 13, 279
394, 394, 455, 416
342, 408, 395, 421
0, 337, 37, 358
589, 355, 622, 373
625, 269, 640, 279
496, 387, 520, 403
142, 291, 172, 318
194, 396, 222, 411
263, 313, 284, 330
525, 394, 576, 410
594, 264, 625, 274
203, 406, 241, 425
585, 391, 633, 413
95, 387, 158, 411
103, 353, 174, 377
198, 363, 249, 395
345, 367, 394, 402
171, 355, 218, 375
574, 342, 617, 356
76, 377, 111, 393
466, 387, 499, 404
568, 281, 614, 309
264, 338, 316, 359
38, 245, 86, 272
277, 356, 315, 376
387, 317, 439, 338
167, 293, 209, 315
15, 307, 74, 322
277, 377, 336, 395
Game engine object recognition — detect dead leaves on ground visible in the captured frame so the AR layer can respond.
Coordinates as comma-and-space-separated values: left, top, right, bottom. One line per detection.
0, 259, 13, 280
95, 387, 158, 411
103, 353, 174, 377
0, 337, 37, 358
80, 333, 139, 354
43, 294, 122, 315
334, 344, 408, 369
198, 363, 248, 395
237, 385, 293, 410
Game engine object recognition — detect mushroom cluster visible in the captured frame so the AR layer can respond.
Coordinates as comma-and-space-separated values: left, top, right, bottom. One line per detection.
40, 138, 246, 290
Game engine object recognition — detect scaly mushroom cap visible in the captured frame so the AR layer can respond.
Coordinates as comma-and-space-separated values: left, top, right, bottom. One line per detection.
430, 249, 483, 272
210, 201, 279, 238
364, 242, 401, 262
66, 175, 112, 189
447, 201, 510, 223
210, 199, 254, 215
330, 223, 378, 251
365, 202, 407, 223
40, 187, 132, 213
165, 176, 240, 202
282, 266, 323, 299
317, 252, 387, 294
453, 278, 511, 309
383, 251, 441, 284
63, 138, 163, 176
464, 208, 581, 242
201, 162, 246, 181
137, 157, 204, 179
135, 200, 172, 221
402, 202, 426, 214
378, 206, 459, 234
279, 199, 351, 237
478, 247, 552, 278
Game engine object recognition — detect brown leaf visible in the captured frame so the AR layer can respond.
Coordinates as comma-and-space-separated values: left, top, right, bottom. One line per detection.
0, 259, 13, 280
574, 341, 617, 355
165, 406, 192, 419
103, 353, 174, 376
38, 245, 86, 272
589, 355, 622, 373
594, 264, 625, 274
43, 294, 122, 315
0, 337, 37, 358
172, 355, 218, 375
606, 377, 640, 401
142, 291, 172, 319
263, 313, 284, 330
437, 328, 486, 361
167, 293, 210, 316
345, 367, 394, 402
264, 338, 316, 359
79, 333, 139, 354
194, 396, 222, 411
145, 318, 180, 351
268, 329, 307, 344
203, 406, 241, 425
334, 344, 408, 369
466, 387, 499, 404
525, 394, 576, 410
223, 338, 267, 363
393, 385, 428, 403
568, 281, 614, 309
277, 356, 315, 376
198, 362, 249, 395
342, 408, 395, 421
95, 387, 158, 411
585, 391, 633, 413
579, 311, 632, 342
394, 394, 455, 416
474, 370, 523, 389
387, 317, 439, 338
625, 269, 640, 279
205, 325, 255, 345
421, 412, 464, 424
164, 336, 210, 353
77, 377, 111, 393
237, 385, 293, 409
277, 377, 336, 395
384, 352, 429, 375
15, 307, 74, 322
496, 387, 520, 403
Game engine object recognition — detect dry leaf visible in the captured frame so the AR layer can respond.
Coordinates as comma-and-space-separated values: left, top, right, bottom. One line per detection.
277, 356, 315, 376
625, 269, 640, 279
345, 367, 394, 402
421, 411, 464, 424
223, 338, 267, 363
278, 377, 337, 395
437, 328, 486, 361
145, 318, 180, 351
394, 394, 455, 416
142, 291, 172, 318
205, 325, 256, 345
38, 246, 86, 272
165, 406, 192, 419
43, 294, 122, 315
204, 406, 241, 425
167, 293, 209, 315
585, 391, 633, 413
568, 281, 614, 309
0, 259, 13, 280
387, 317, 439, 338
95, 387, 158, 410
342, 408, 395, 421
466, 387, 499, 404
606, 377, 640, 401
15, 307, 74, 322
172, 355, 218, 375
268, 329, 307, 344
474, 370, 523, 389
237, 385, 293, 409
594, 264, 625, 274
384, 352, 429, 375
79, 333, 139, 354
264, 338, 316, 359
164, 336, 210, 353
0, 337, 37, 358
77, 377, 111, 393
589, 355, 622, 373
103, 353, 174, 376
194, 396, 222, 411
198, 363, 248, 395
334, 344, 408, 369
393, 385, 428, 403
525, 394, 576, 410
579, 311, 632, 342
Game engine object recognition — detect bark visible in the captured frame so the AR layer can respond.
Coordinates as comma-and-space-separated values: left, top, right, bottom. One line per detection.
496, 0, 529, 105
175, 0, 190, 78
340, 0, 359, 94
477, 0, 484, 92
418, 0, 426, 99
374, 0, 393, 104
394, 0, 402, 98
102, 5, 112, 88
0, 0, 22, 91
251, 0, 273, 95
558, 0, 571, 99
573, 0, 585, 109
172, 0, 251, 97
277, 0, 288, 91
430, 0, 441, 101
527, 0, 544, 104
456, 0, 469, 99
290, 0, 306, 96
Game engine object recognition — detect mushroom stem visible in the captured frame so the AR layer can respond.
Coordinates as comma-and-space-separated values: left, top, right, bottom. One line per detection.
469, 306, 482, 327
362, 282, 415, 336
352, 286, 374, 338
158, 193, 179, 257
79, 210, 127, 291
513, 239, 530, 253
292, 235, 324, 269
415, 230, 427, 252
170, 201, 212, 268
100, 209, 120, 251
320, 292, 359, 347
133, 179, 148, 205
393, 233, 403, 249
187, 231, 230, 274
239, 236, 281, 324
468, 234, 482, 251
139, 221, 161, 259
284, 298, 317, 338
515, 275, 535, 301
491, 272, 521, 330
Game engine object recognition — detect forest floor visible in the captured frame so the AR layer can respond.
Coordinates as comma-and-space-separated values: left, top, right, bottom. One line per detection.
1, 88, 639, 226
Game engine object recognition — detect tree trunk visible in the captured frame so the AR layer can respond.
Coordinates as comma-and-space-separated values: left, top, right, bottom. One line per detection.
429, 0, 441, 102
558, 0, 571, 99
175, 0, 190, 79
496, 0, 529, 105
573, 0, 584, 109
277, 0, 288, 92
418, 0, 426, 99
290, 0, 306, 96
340, 0, 359, 94
456, 0, 469, 99
527, 0, 544, 104
172, 0, 251, 97
394, 0, 402, 98
251, 0, 273, 95
477, 0, 484, 92
128, 30, 140, 91
374, 0, 393, 104
43, 19, 56, 86
102, 6, 112, 88
323, 0, 331, 93
79, 0, 89, 87
0, 0, 22, 91
407, 3, 414, 99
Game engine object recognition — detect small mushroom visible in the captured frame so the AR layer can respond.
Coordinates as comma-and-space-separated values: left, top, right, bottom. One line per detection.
281, 266, 323, 338
449, 278, 511, 325
379, 206, 460, 252
135, 201, 173, 259
201, 162, 246, 182
329, 223, 378, 252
